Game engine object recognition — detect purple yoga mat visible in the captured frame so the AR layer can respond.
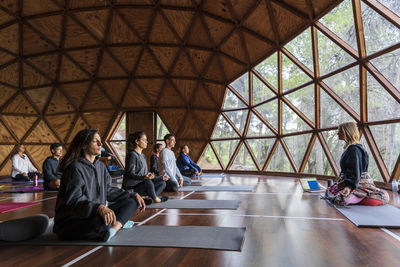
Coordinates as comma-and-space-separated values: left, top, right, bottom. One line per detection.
0, 202, 40, 213
0, 178, 44, 184
0, 186, 44, 194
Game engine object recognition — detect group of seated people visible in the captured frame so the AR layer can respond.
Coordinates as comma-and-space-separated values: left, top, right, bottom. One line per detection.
2, 122, 390, 243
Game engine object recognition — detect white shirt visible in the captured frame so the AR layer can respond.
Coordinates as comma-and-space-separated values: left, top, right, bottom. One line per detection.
158, 148, 183, 182
11, 153, 37, 177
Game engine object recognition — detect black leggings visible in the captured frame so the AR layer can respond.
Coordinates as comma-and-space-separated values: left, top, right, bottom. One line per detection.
13, 172, 41, 181
181, 169, 196, 177
133, 179, 166, 199
58, 197, 138, 241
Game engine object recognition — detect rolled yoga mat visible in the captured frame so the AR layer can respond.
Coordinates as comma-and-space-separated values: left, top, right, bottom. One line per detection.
335, 204, 400, 228
0, 221, 246, 251
179, 186, 254, 192
0, 186, 44, 194
0, 202, 40, 213
147, 199, 241, 209
0, 178, 44, 184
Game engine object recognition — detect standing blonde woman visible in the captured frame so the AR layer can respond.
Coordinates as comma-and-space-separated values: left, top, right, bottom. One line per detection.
324, 122, 389, 206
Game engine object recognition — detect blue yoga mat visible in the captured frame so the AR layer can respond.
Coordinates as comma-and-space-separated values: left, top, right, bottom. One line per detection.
196, 174, 226, 178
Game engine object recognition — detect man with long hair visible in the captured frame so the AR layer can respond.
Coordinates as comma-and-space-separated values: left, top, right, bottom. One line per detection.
54, 129, 145, 242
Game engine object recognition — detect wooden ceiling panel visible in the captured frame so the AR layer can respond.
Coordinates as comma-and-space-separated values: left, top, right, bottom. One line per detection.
98, 79, 128, 105
178, 112, 205, 139
149, 12, 180, 44
1, 115, 38, 140
0, 9, 14, 26
97, 51, 127, 78
203, 15, 235, 46
67, 115, 89, 143
0, 121, 15, 143
242, 0, 275, 41
0, 50, 14, 66
0, 145, 14, 163
46, 89, 75, 114
242, 31, 274, 64
23, 0, 61, 16
230, 0, 259, 20
23, 24, 55, 54
150, 46, 180, 73
73, 9, 109, 41
220, 31, 248, 64
122, 81, 152, 108
187, 48, 212, 74
171, 51, 197, 77
82, 84, 113, 110
191, 85, 217, 109
219, 54, 245, 81
0, 24, 18, 53
193, 109, 219, 137
135, 78, 164, 104
203, 82, 226, 106
186, 16, 214, 48
0, 85, 16, 107
118, 8, 154, 41
202, 54, 225, 81
61, 82, 90, 108
59, 56, 90, 82
157, 80, 185, 107
25, 120, 59, 143
107, 12, 141, 44
23, 63, 51, 87
157, 108, 186, 134
46, 113, 75, 142
135, 50, 164, 76
163, 10, 195, 41
109, 46, 141, 72
202, 0, 234, 21
172, 78, 197, 103
64, 16, 99, 48
25, 54, 59, 80
69, 0, 109, 8
0, 62, 19, 87
67, 48, 101, 77
83, 110, 114, 137
0, 158, 13, 176
2, 94, 37, 114
25, 87, 53, 113
25, 145, 51, 169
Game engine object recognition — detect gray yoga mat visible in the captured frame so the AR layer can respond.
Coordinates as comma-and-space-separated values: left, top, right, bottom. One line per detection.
335, 204, 400, 228
0, 222, 246, 251
196, 174, 226, 178
179, 186, 254, 192
147, 199, 241, 209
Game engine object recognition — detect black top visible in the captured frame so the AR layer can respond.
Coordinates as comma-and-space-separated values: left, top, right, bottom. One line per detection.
340, 144, 369, 190
150, 154, 159, 175
42, 156, 62, 189
54, 158, 135, 235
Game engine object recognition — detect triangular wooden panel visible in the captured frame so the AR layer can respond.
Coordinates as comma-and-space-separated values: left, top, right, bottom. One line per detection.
122, 81, 152, 108
97, 51, 127, 78
0, 50, 14, 66
2, 94, 37, 114
281, 0, 311, 17
82, 85, 113, 110
23, 0, 61, 16
172, 78, 197, 103
23, 24, 55, 54
0, 85, 16, 107
161, 0, 195, 7
179, 111, 205, 139
135, 50, 164, 76
171, 50, 197, 77
25, 87, 53, 113
0, 0, 18, 13
220, 31, 248, 64
157, 109, 186, 134
26, 15, 62, 46
64, 16, 100, 48
0, 9, 14, 26
220, 54, 246, 82
0, 145, 14, 164
203, 82, 226, 106
135, 78, 164, 105
150, 46, 180, 73
61, 82, 90, 108
230, 0, 259, 20
203, 15, 235, 46
83, 110, 114, 137
68, 116, 89, 143
187, 48, 212, 74
0, 158, 13, 176
119, 8, 154, 40
1, 115, 38, 140
23, 63, 51, 87
46, 89, 75, 114
186, 16, 214, 48
67, 48, 101, 77
0, 62, 19, 87
163, 10, 195, 40
0, 120, 15, 143
25, 145, 51, 170
203, 54, 225, 81
0, 24, 18, 53
98, 79, 128, 105
242, 0, 275, 41
25, 120, 59, 143
313, 0, 338, 15
25, 53, 59, 80
202, 0, 234, 21
74, 9, 109, 40
69, 0, 111, 8
107, 12, 141, 44
59, 56, 90, 82
193, 109, 219, 137
157, 80, 185, 107
149, 12, 179, 43
242, 31, 274, 63
109, 46, 141, 72
46, 113, 75, 142
191, 85, 217, 109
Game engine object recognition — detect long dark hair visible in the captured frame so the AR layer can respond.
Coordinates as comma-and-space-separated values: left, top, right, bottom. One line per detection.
127, 131, 146, 151
59, 129, 98, 172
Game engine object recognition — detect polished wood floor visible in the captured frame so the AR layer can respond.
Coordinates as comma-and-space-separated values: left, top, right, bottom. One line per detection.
1, 175, 400, 267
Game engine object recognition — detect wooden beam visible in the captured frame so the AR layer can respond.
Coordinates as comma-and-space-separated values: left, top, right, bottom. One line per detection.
280, 138, 298, 172
299, 133, 316, 172
262, 138, 279, 171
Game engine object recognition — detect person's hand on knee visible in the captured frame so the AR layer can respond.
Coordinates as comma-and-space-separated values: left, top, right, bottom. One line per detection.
98, 204, 116, 225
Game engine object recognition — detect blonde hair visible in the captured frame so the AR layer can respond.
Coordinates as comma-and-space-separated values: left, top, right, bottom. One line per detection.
338, 122, 360, 149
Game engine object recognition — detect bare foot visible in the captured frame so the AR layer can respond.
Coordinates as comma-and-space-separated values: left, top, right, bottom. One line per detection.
154, 197, 161, 203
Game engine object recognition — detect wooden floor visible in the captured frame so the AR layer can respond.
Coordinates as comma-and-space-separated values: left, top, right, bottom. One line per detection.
1, 175, 400, 267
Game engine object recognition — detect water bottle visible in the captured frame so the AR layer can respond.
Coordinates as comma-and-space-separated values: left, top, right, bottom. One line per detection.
33, 174, 38, 187
392, 179, 398, 194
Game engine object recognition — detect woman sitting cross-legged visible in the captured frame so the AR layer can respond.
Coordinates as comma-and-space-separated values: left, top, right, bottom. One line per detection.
324, 122, 389, 207
54, 129, 146, 242
176, 145, 202, 177
122, 132, 168, 204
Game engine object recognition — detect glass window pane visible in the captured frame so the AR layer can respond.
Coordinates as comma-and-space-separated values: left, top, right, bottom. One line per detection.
252, 73, 276, 105
112, 115, 126, 140
370, 123, 400, 175
267, 142, 293, 172
362, 1, 400, 55
213, 140, 239, 167
247, 138, 275, 167
255, 100, 278, 130
304, 138, 334, 175
212, 114, 239, 139
156, 114, 170, 140
254, 52, 278, 90
359, 135, 383, 182
223, 89, 247, 109
377, 0, 400, 16
247, 112, 274, 137
225, 110, 248, 135
110, 141, 126, 164
370, 47, 400, 93
285, 84, 315, 122
317, 30, 356, 75
283, 134, 312, 168
320, 89, 356, 128
284, 27, 314, 71
230, 72, 249, 102
230, 143, 257, 171
282, 103, 312, 133
198, 144, 221, 170
282, 53, 312, 92
321, 130, 342, 170
319, 0, 358, 51
367, 71, 400, 122
323, 66, 360, 115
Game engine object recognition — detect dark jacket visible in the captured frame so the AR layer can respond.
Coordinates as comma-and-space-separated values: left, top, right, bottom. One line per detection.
150, 154, 159, 175
42, 156, 62, 189
176, 152, 202, 174
340, 144, 369, 190
54, 158, 134, 235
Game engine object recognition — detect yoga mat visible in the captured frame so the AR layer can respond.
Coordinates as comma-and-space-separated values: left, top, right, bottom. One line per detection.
0, 178, 44, 184
0, 186, 44, 194
179, 186, 254, 192
0, 202, 40, 213
196, 173, 226, 178
0, 222, 246, 251
147, 199, 241, 209
335, 204, 400, 228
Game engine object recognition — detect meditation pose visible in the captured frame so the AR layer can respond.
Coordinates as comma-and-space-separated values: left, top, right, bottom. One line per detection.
42, 143, 63, 190
150, 143, 163, 175
176, 145, 203, 177
159, 133, 192, 192
54, 129, 145, 242
11, 144, 41, 181
324, 122, 389, 206
122, 132, 168, 203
